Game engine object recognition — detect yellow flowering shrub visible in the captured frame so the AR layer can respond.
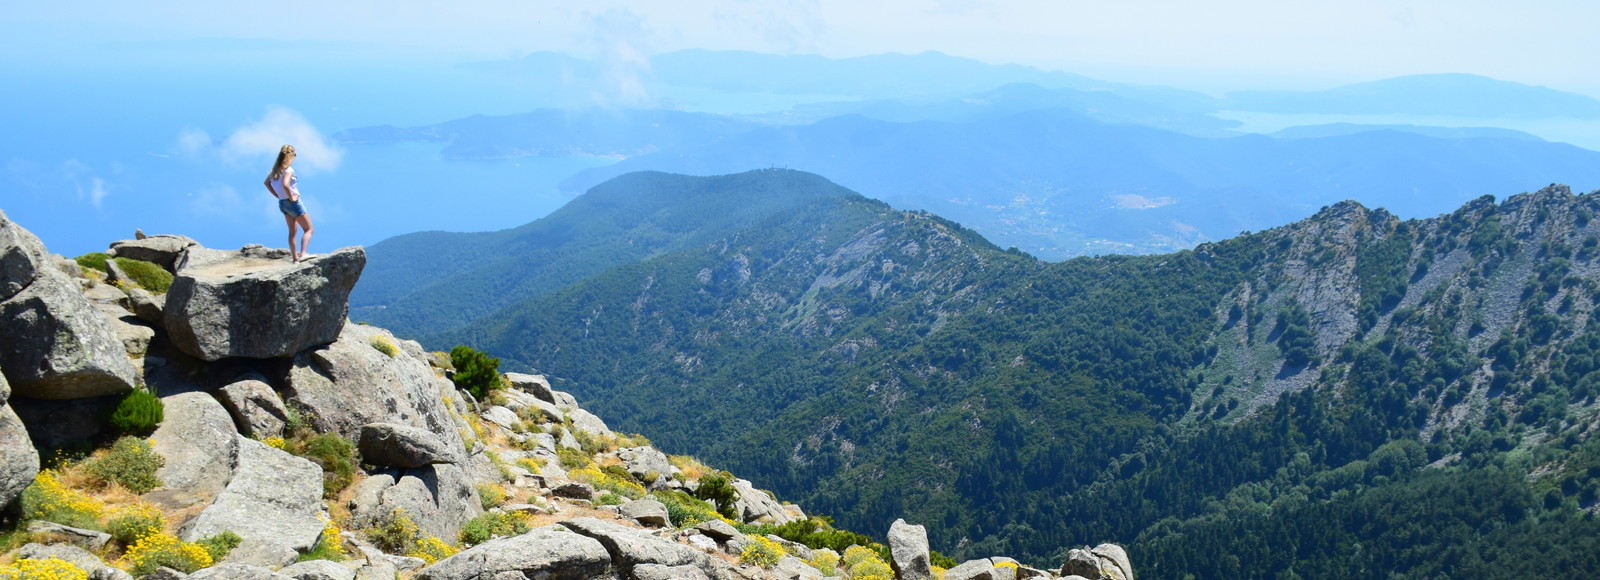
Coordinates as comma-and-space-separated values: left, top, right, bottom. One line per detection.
20, 470, 105, 530
739, 535, 785, 569
368, 335, 399, 357
849, 557, 893, 580
122, 532, 213, 575
806, 551, 842, 576
931, 565, 948, 580
842, 545, 878, 568
0, 557, 89, 580
408, 535, 459, 565
994, 560, 1019, 571
568, 466, 646, 499
262, 436, 287, 450
106, 503, 164, 546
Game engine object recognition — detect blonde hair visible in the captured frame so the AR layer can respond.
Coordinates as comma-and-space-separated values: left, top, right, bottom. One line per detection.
268, 144, 296, 180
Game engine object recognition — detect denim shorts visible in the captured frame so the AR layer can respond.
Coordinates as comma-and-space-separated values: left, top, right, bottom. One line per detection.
278, 198, 307, 218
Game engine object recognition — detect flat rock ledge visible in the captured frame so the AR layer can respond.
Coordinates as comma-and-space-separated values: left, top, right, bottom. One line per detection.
164, 245, 365, 361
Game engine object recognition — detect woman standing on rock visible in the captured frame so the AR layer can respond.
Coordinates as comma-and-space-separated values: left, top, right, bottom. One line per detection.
264, 144, 314, 262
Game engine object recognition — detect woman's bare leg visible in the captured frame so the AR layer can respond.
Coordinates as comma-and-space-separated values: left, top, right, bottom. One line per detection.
295, 214, 314, 260
284, 213, 300, 259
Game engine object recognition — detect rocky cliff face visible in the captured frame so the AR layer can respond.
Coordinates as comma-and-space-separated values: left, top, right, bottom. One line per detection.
0, 212, 1126, 580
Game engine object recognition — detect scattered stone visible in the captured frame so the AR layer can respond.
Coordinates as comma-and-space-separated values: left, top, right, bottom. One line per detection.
359, 422, 461, 467
552, 482, 596, 500
26, 520, 111, 551
91, 567, 135, 580
141, 567, 187, 580
124, 287, 164, 325
217, 375, 290, 439
565, 408, 612, 438
179, 437, 324, 568
619, 498, 671, 527
617, 446, 673, 485
163, 245, 364, 360
693, 519, 741, 543
108, 234, 198, 271
278, 559, 358, 580
1062, 548, 1101, 579
559, 517, 717, 576
480, 405, 521, 430
888, 518, 932, 580
504, 372, 557, 403
945, 559, 1005, 580
150, 392, 240, 498
1, 402, 39, 510
775, 556, 825, 580
635, 563, 713, 580
1092, 543, 1134, 580
186, 563, 294, 579
732, 478, 796, 525
346, 463, 483, 545
414, 524, 613, 580
686, 534, 719, 551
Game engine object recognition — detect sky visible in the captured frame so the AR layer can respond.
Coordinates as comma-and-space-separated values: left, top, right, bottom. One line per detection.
5, 0, 1599, 96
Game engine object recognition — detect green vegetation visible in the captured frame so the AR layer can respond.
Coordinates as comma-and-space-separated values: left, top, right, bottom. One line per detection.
106, 504, 163, 546
196, 530, 243, 563
286, 433, 358, 499
650, 489, 722, 527
109, 387, 164, 436
693, 474, 738, 520
449, 345, 501, 399
458, 511, 530, 546
73, 253, 173, 293
85, 436, 164, 493
369, 334, 399, 357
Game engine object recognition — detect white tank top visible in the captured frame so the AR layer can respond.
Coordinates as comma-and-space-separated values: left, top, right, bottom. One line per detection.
271, 171, 298, 200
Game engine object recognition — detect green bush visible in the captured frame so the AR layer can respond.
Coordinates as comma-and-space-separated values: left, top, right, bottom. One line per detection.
449, 345, 501, 399
289, 433, 357, 499
366, 509, 420, 555
650, 490, 722, 528
459, 512, 530, 546
694, 474, 739, 520
369, 335, 399, 357
114, 257, 173, 294
107, 505, 164, 546
557, 447, 593, 470
75, 252, 109, 272
86, 436, 165, 493
109, 388, 164, 436
196, 530, 242, 562
477, 483, 507, 510
595, 491, 624, 506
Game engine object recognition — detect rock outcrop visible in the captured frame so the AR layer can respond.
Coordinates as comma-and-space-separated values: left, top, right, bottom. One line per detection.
358, 422, 461, 468
0, 391, 39, 510
164, 245, 364, 360
217, 374, 291, 439
108, 234, 198, 271
150, 391, 241, 498
0, 212, 137, 399
888, 518, 933, 580
179, 437, 326, 568
415, 524, 614, 580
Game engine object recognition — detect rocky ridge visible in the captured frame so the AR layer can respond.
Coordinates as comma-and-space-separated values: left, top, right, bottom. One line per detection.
0, 210, 1133, 580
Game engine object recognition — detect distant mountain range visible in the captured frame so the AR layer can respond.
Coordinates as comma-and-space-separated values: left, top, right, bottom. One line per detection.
355, 170, 1600, 575
1225, 73, 1600, 118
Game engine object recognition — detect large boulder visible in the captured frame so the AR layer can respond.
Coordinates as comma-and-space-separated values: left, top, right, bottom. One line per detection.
732, 478, 796, 525
347, 464, 482, 544
616, 446, 673, 484
559, 517, 720, 577
619, 498, 671, 528
216, 375, 290, 439
415, 524, 614, 580
186, 563, 294, 580
163, 245, 364, 360
278, 559, 357, 580
1, 401, 40, 510
566, 408, 613, 439
358, 422, 461, 468
180, 437, 325, 568
505, 372, 558, 404
946, 559, 1014, 580
888, 519, 932, 580
0, 263, 137, 399
0, 210, 51, 300
108, 235, 198, 272
149, 391, 240, 498
284, 322, 466, 456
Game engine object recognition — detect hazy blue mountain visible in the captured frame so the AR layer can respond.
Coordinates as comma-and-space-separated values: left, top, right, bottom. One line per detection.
335, 108, 760, 159
751, 82, 1240, 136
649, 49, 1219, 112
559, 109, 1600, 259
412, 170, 1600, 575
1225, 73, 1600, 118
1270, 122, 1545, 141
350, 169, 857, 338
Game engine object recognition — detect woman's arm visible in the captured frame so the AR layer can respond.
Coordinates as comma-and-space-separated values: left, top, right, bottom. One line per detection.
284, 168, 299, 201
264, 177, 277, 198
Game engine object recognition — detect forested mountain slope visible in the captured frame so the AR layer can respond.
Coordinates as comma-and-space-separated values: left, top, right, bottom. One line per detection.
351, 170, 857, 338
429, 174, 1600, 577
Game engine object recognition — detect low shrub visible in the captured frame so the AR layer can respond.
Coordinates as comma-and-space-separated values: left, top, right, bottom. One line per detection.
106, 504, 164, 546
650, 490, 722, 528
122, 532, 213, 575
113, 258, 173, 294
86, 437, 164, 493
569, 467, 646, 500
449, 345, 501, 399
458, 511, 529, 546
20, 470, 105, 530
476, 483, 507, 510
196, 531, 242, 563
297, 518, 347, 563
740, 535, 785, 569
693, 474, 739, 520
289, 433, 357, 499
410, 536, 459, 565
109, 388, 164, 436
74, 253, 109, 272
0, 557, 89, 580
369, 335, 398, 358
807, 551, 842, 576
557, 447, 592, 470
595, 492, 624, 506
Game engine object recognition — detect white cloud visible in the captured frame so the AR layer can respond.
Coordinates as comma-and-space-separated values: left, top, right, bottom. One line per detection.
220, 106, 342, 172
177, 127, 212, 156
79, 177, 109, 208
